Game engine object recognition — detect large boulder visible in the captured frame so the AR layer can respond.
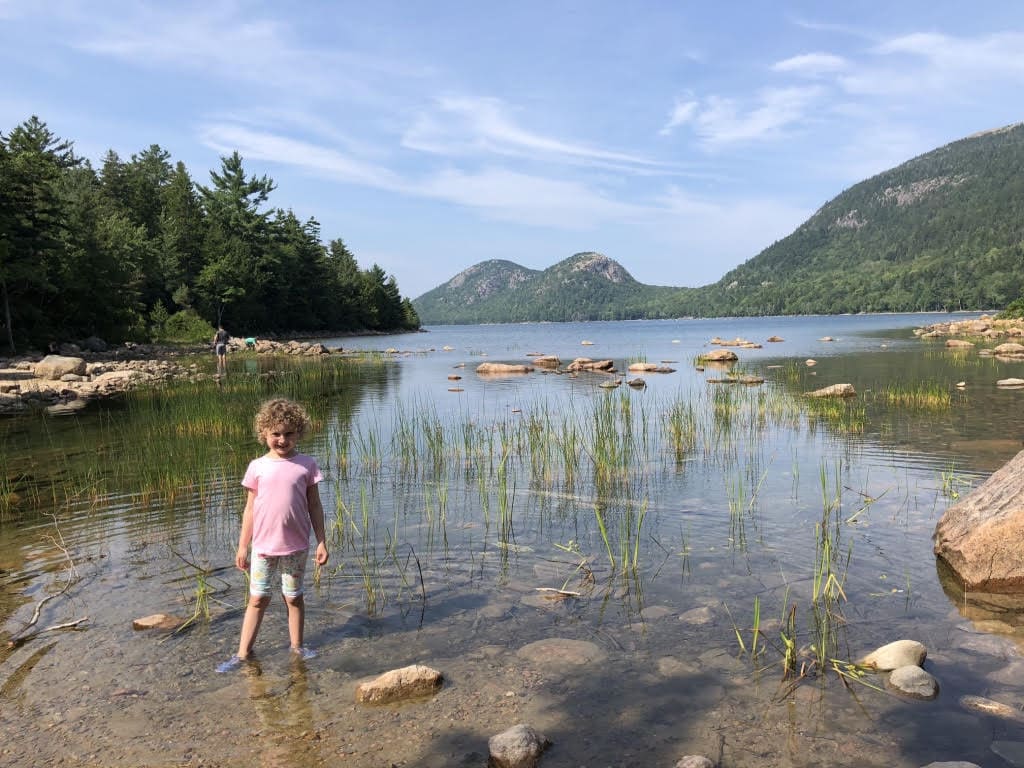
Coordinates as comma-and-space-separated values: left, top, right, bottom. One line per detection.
477, 362, 534, 375
34, 355, 86, 380
806, 383, 856, 398
697, 349, 738, 363
566, 358, 614, 372
934, 449, 1024, 591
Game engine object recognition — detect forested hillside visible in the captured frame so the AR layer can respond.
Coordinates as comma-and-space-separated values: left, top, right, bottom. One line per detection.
685, 122, 1024, 316
414, 252, 684, 323
0, 116, 420, 354
415, 123, 1024, 324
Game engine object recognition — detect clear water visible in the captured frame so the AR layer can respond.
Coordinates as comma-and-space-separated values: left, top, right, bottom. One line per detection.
3, 312, 1024, 768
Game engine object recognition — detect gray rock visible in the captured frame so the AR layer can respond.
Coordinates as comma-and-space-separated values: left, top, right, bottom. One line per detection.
81, 336, 108, 352
679, 606, 715, 625
806, 383, 856, 398
675, 756, 715, 768
34, 354, 86, 380
488, 724, 550, 768
919, 763, 982, 768
516, 637, 606, 666
887, 665, 939, 699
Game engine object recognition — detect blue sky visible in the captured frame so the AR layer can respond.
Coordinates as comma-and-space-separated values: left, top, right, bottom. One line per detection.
3, 1, 1024, 299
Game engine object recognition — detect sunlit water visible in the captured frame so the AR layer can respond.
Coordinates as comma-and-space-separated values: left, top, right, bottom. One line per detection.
3, 313, 1024, 767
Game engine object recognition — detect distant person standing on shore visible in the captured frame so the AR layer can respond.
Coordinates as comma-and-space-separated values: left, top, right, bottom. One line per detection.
213, 326, 229, 376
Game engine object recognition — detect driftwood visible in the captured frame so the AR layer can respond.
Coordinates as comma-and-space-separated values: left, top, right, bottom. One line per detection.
8, 617, 88, 648
7, 513, 83, 648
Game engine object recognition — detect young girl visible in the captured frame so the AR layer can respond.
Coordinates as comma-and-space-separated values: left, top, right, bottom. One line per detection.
217, 398, 329, 672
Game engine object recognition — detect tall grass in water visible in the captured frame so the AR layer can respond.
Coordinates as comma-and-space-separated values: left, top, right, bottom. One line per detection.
871, 381, 952, 411
664, 399, 697, 466
808, 461, 852, 674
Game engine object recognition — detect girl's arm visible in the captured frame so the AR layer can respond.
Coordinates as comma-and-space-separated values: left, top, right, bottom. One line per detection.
235, 489, 256, 570
307, 484, 329, 565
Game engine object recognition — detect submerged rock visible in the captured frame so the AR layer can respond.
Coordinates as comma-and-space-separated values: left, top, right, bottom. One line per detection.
132, 613, 182, 631
488, 723, 550, 768
675, 757, 715, 768
887, 665, 939, 699
355, 664, 443, 704
516, 637, 606, 666
958, 695, 1024, 721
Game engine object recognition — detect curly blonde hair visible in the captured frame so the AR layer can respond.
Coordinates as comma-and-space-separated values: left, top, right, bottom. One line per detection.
254, 398, 312, 442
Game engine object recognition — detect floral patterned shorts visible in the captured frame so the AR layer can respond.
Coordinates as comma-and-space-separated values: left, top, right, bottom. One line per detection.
249, 550, 308, 598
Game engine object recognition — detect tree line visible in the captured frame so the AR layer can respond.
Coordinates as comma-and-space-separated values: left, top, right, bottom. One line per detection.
0, 116, 420, 354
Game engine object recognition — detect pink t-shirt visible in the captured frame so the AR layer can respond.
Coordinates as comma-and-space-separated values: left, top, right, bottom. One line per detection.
242, 453, 323, 556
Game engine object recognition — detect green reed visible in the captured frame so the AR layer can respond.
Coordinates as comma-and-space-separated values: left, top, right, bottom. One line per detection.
803, 395, 867, 434
940, 463, 972, 500
871, 380, 952, 411
664, 399, 697, 465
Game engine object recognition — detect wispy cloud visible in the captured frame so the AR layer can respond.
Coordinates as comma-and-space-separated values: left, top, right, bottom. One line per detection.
55, 0, 427, 106
772, 52, 848, 77
415, 168, 644, 229
200, 121, 648, 229
403, 96, 675, 175
198, 122, 405, 191
840, 31, 1024, 96
672, 86, 824, 149
659, 100, 699, 136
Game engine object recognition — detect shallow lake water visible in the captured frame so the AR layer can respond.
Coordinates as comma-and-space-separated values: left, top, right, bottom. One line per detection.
4, 313, 1024, 767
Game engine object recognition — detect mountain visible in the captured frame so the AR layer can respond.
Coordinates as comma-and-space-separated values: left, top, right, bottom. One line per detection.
413, 252, 682, 324
414, 122, 1024, 324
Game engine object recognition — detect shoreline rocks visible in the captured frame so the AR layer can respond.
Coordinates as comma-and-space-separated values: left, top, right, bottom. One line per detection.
0, 337, 347, 416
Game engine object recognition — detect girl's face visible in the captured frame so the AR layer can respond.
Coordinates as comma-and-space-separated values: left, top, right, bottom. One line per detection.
263, 422, 299, 459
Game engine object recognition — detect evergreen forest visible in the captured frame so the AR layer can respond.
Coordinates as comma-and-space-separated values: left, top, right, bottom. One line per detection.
0, 116, 420, 354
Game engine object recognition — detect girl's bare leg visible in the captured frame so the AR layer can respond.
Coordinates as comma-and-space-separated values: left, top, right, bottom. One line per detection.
237, 595, 271, 658
285, 594, 305, 650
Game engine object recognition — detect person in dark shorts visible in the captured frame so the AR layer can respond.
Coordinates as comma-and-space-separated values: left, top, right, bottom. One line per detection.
213, 326, 229, 376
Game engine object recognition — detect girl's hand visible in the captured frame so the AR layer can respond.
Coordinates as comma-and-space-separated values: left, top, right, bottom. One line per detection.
235, 546, 249, 571
315, 542, 329, 565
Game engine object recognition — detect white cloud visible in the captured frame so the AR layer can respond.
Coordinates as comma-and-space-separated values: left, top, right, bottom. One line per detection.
772, 52, 848, 77
688, 86, 824, 148
659, 100, 699, 136
198, 122, 405, 191
414, 167, 644, 229
403, 96, 671, 174
840, 31, 1024, 97
199, 122, 647, 230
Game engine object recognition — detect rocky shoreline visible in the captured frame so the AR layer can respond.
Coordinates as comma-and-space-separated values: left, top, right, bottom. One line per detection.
914, 313, 1024, 340
0, 336, 344, 416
